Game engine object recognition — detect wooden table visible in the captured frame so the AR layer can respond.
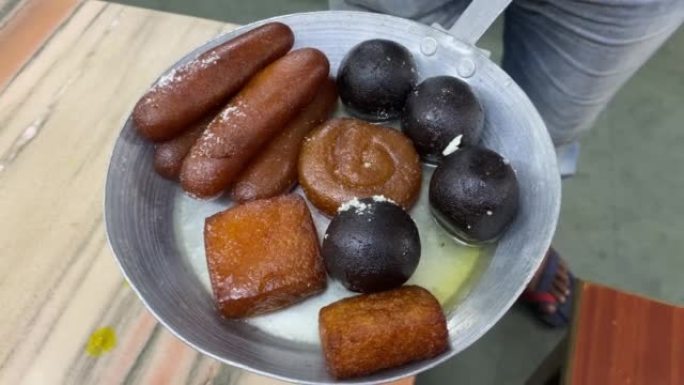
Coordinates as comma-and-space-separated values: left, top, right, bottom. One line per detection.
0, 1, 413, 384
528, 282, 684, 385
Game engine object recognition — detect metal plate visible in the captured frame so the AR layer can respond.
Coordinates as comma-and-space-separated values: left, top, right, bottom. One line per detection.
105, 11, 560, 384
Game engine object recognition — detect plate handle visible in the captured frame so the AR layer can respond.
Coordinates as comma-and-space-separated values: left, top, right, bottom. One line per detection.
448, 0, 512, 46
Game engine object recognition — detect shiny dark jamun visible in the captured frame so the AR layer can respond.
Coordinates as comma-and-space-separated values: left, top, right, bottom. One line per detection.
322, 197, 421, 293
401, 76, 484, 163
337, 39, 417, 121
429, 146, 519, 244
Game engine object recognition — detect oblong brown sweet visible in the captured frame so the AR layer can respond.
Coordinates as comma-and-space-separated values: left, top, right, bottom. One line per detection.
153, 115, 211, 180
180, 48, 330, 199
133, 22, 294, 141
229, 78, 338, 203
298, 117, 422, 216
319, 285, 448, 379
204, 194, 326, 318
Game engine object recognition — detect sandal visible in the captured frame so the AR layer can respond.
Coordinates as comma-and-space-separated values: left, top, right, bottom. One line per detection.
521, 248, 575, 327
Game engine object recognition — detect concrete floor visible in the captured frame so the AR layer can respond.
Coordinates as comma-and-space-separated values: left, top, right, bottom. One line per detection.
108, 0, 684, 383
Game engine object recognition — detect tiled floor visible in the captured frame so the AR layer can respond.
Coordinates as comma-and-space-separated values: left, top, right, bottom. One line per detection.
107, 0, 684, 383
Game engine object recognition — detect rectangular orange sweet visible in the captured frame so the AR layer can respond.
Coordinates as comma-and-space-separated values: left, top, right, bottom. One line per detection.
204, 194, 326, 318
319, 285, 448, 379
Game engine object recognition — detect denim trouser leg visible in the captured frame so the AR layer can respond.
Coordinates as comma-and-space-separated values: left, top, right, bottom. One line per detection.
330, 0, 684, 175
502, 0, 684, 175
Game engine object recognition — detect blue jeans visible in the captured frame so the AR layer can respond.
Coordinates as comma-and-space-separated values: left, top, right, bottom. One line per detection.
331, 0, 684, 175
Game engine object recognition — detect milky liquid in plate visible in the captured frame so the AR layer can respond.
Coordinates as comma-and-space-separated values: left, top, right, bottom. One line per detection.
174, 166, 480, 345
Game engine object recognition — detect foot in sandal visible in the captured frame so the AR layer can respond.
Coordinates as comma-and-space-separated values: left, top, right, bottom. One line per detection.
521, 247, 575, 327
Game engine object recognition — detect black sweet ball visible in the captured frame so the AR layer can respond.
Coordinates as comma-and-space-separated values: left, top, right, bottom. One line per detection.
322, 197, 421, 293
401, 76, 484, 163
337, 39, 418, 121
429, 146, 519, 244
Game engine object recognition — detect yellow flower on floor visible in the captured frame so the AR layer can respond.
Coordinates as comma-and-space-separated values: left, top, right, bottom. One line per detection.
85, 326, 117, 357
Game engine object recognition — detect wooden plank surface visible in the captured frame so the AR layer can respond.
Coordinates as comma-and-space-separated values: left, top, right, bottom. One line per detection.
0, 2, 244, 383
567, 282, 684, 385
0, 0, 81, 88
0, 2, 414, 384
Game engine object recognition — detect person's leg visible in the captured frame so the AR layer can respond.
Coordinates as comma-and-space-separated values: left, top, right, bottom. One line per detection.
503, 0, 683, 325
503, 0, 684, 176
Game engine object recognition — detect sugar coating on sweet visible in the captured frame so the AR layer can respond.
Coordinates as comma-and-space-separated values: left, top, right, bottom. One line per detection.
371, 195, 395, 204
363, 162, 371, 168
442, 134, 463, 156
155, 67, 183, 89
197, 51, 220, 68
219, 101, 246, 121
152, 50, 220, 91
337, 195, 396, 215
197, 130, 225, 153
338, 197, 369, 214
220, 106, 241, 120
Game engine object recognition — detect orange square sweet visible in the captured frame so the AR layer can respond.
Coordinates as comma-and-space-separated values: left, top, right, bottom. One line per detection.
204, 194, 326, 318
